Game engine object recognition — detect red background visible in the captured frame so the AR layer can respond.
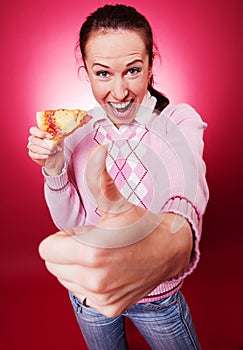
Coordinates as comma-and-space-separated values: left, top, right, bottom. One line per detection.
1, 0, 243, 349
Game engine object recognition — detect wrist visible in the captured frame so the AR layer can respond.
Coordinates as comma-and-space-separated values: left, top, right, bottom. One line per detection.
43, 162, 68, 192
43, 162, 65, 176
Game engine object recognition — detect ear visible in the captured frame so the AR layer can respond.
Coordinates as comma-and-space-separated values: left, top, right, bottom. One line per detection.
83, 62, 90, 82
85, 72, 90, 83
148, 68, 153, 82
148, 59, 153, 80
149, 51, 156, 76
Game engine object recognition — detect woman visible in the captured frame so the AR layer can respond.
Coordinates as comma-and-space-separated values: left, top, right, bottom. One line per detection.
28, 4, 209, 349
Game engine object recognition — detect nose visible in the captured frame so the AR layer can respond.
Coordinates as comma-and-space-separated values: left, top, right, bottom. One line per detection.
110, 78, 128, 100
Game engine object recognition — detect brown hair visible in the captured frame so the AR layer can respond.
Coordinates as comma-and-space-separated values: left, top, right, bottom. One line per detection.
78, 4, 169, 112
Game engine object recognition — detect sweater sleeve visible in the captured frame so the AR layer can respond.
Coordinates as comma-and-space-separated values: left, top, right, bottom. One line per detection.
160, 103, 209, 278
43, 162, 87, 231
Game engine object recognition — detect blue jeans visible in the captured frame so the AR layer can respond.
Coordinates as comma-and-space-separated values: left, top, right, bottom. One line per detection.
69, 290, 201, 350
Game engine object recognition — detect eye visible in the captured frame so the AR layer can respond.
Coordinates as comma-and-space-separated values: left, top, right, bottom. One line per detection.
96, 70, 110, 79
127, 67, 142, 76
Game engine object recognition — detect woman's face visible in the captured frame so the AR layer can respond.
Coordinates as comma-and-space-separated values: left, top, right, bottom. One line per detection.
84, 30, 152, 126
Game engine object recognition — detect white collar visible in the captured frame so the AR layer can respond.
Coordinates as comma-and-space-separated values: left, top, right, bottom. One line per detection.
134, 91, 157, 125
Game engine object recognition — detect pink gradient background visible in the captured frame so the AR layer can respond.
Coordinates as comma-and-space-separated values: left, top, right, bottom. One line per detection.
1, 0, 242, 349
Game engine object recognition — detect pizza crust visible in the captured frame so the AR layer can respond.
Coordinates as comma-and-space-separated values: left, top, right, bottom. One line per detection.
36, 108, 92, 148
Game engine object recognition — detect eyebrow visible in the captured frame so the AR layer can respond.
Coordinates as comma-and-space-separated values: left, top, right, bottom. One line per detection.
92, 59, 143, 69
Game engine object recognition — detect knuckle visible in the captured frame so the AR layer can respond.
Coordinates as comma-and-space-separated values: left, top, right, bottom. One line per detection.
96, 276, 109, 293
86, 275, 99, 293
85, 249, 104, 268
101, 305, 123, 318
29, 126, 35, 134
87, 273, 108, 294
33, 154, 39, 160
45, 261, 55, 274
28, 149, 34, 158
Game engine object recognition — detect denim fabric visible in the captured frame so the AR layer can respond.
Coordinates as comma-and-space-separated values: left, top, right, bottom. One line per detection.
69, 290, 201, 350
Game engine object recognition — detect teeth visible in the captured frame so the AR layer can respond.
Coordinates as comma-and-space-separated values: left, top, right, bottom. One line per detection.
109, 101, 134, 117
110, 101, 131, 110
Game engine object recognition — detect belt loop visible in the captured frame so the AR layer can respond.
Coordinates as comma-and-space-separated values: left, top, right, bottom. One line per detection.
73, 295, 83, 313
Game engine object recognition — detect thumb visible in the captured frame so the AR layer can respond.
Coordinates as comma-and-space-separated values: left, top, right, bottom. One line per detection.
85, 144, 132, 215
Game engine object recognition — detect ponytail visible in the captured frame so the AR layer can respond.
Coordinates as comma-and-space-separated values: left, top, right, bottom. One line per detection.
148, 75, 169, 113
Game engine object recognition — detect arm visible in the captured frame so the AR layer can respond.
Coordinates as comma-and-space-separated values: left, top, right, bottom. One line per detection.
159, 103, 209, 278
43, 164, 87, 229
28, 126, 87, 229
39, 145, 196, 318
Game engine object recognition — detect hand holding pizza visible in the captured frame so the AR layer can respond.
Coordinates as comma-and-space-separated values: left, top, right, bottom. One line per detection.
27, 108, 91, 175
27, 126, 65, 175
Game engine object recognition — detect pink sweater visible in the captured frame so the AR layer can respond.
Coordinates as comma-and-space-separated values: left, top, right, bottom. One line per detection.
43, 93, 209, 303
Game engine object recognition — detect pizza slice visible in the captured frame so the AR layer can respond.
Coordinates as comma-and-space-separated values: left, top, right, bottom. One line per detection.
36, 108, 92, 148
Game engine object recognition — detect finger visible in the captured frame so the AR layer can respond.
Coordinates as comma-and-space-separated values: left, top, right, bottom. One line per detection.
29, 126, 51, 139
45, 261, 87, 284
71, 293, 100, 312
28, 142, 55, 157
57, 279, 83, 296
46, 263, 88, 297
39, 208, 162, 254
28, 149, 49, 161
28, 133, 55, 152
86, 145, 131, 215
38, 226, 99, 265
44, 262, 106, 300
79, 296, 128, 318
62, 281, 141, 317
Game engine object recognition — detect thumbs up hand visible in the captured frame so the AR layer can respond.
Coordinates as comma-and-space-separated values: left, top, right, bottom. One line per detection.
39, 145, 193, 318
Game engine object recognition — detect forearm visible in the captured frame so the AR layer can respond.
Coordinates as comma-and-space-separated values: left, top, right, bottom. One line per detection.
153, 212, 193, 282
43, 166, 86, 230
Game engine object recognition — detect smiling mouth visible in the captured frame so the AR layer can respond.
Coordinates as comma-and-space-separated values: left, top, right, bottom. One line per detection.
108, 99, 134, 117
